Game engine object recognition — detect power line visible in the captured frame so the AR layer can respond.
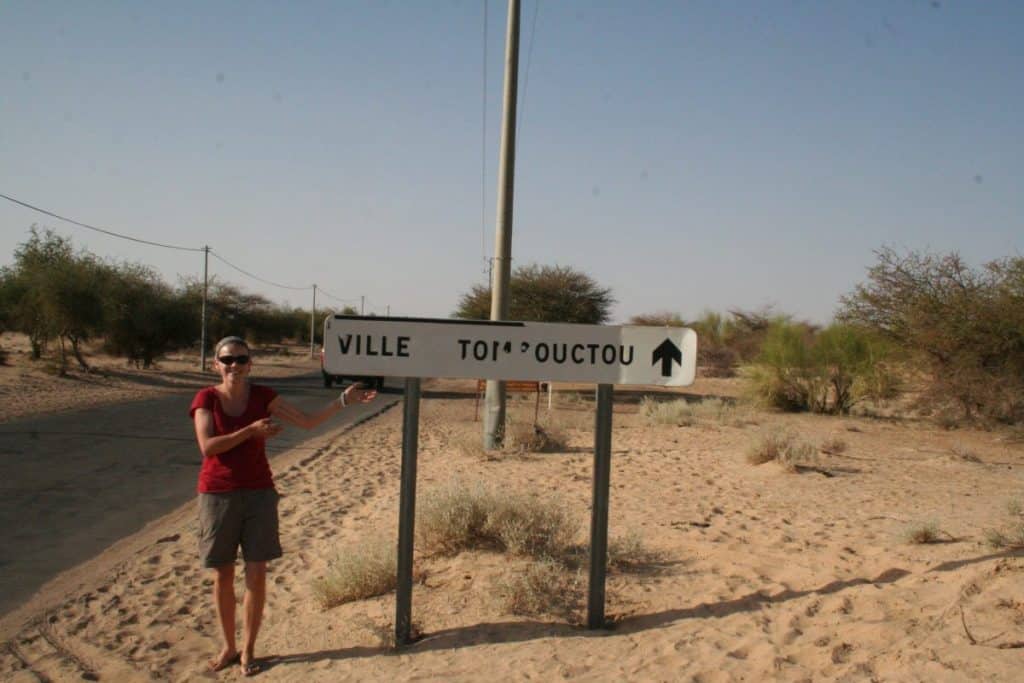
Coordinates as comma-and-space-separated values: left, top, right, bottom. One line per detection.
0, 192, 204, 253
518, 0, 541, 138
208, 249, 311, 291
1, 189, 374, 305
318, 287, 361, 305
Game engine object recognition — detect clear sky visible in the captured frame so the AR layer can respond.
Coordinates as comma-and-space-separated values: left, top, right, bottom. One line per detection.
2, 1, 1021, 324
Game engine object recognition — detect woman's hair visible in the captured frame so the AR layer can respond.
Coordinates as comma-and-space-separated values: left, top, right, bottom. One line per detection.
214, 336, 250, 357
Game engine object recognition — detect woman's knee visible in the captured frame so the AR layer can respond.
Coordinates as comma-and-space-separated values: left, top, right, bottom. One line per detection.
212, 564, 235, 585
244, 561, 267, 589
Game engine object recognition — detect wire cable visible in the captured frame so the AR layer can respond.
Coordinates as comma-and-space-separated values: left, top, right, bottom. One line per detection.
208, 249, 311, 291
318, 287, 361, 304
518, 0, 541, 139
0, 192, 204, 253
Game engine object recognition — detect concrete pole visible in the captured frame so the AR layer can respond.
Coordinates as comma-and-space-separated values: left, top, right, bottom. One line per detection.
361, 295, 365, 315
199, 246, 209, 371
483, 0, 521, 450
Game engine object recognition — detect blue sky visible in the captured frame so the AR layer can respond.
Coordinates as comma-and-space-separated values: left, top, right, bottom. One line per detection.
2, 1, 1021, 324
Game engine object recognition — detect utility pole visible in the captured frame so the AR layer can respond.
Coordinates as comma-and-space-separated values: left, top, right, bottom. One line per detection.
483, 0, 521, 450
200, 246, 210, 371
361, 295, 365, 315
310, 284, 317, 358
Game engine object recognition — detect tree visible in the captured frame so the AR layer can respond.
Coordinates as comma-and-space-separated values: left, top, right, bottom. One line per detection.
838, 248, 1024, 423
5, 227, 108, 372
454, 264, 614, 324
104, 263, 194, 368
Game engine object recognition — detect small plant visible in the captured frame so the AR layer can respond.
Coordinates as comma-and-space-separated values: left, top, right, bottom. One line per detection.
949, 444, 982, 463
820, 435, 848, 455
312, 536, 398, 608
903, 521, 945, 544
495, 560, 584, 622
746, 429, 817, 471
503, 422, 568, 454
640, 397, 697, 426
985, 500, 1024, 549
640, 396, 752, 427
415, 481, 577, 560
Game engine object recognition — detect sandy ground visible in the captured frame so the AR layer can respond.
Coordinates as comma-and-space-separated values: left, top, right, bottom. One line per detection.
2, 336, 1024, 681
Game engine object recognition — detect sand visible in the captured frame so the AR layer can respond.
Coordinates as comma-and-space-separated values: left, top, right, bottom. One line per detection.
2, 335, 1024, 681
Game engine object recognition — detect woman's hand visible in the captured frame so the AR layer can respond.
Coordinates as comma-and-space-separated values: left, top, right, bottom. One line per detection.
342, 383, 378, 406
247, 417, 283, 439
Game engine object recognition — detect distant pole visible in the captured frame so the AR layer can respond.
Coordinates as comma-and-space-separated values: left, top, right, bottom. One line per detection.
361, 295, 365, 315
483, 0, 521, 450
310, 284, 317, 358
200, 246, 210, 371
386, 305, 391, 317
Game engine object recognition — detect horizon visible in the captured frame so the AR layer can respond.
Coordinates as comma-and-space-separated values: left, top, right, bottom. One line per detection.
2, 1, 1021, 325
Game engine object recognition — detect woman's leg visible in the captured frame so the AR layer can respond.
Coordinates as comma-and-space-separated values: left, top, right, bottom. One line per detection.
210, 563, 239, 670
240, 561, 267, 672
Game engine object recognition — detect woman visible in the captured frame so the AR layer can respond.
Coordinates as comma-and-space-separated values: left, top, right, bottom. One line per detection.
190, 336, 376, 675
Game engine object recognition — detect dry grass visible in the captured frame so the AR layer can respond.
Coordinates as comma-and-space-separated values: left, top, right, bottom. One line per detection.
503, 422, 569, 454
949, 443, 982, 463
415, 481, 577, 560
494, 560, 585, 622
903, 521, 945, 544
985, 500, 1024, 550
820, 435, 848, 455
746, 429, 818, 471
311, 535, 398, 608
641, 396, 754, 428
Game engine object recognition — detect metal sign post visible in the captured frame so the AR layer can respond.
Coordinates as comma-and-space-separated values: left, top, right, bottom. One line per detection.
328, 316, 697, 642
395, 378, 420, 646
588, 384, 614, 629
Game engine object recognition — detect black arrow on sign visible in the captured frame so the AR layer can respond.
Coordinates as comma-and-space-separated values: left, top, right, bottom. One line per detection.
652, 339, 682, 377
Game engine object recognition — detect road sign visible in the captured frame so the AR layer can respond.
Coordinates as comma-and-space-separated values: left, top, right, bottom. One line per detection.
324, 315, 697, 386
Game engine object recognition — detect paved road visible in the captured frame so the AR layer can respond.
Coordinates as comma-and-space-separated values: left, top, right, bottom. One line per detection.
0, 373, 401, 617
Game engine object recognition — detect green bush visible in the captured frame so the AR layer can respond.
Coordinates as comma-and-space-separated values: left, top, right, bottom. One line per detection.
745, 322, 893, 414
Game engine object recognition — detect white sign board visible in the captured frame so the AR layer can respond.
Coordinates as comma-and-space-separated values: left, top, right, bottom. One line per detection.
324, 316, 697, 386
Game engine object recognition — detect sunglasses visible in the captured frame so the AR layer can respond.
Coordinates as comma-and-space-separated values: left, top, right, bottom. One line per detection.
217, 355, 250, 366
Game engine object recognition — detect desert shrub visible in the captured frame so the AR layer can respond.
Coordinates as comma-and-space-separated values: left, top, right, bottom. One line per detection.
640, 397, 697, 426
746, 429, 817, 470
312, 535, 397, 608
949, 444, 982, 463
416, 482, 577, 560
640, 396, 753, 427
820, 435, 848, 455
503, 422, 569, 454
495, 560, 584, 621
985, 499, 1024, 549
745, 321, 893, 414
839, 248, 1024, 424
903, 521, 944, 544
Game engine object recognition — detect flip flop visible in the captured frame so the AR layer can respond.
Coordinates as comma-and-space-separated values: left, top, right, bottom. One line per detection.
208, 651, 240, 672
239, 659, 262, 677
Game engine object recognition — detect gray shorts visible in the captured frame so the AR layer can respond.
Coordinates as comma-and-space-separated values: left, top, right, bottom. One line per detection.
198, 489, 282, 567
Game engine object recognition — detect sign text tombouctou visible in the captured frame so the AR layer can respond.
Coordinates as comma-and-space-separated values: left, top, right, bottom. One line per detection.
324, 315, 697, 386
